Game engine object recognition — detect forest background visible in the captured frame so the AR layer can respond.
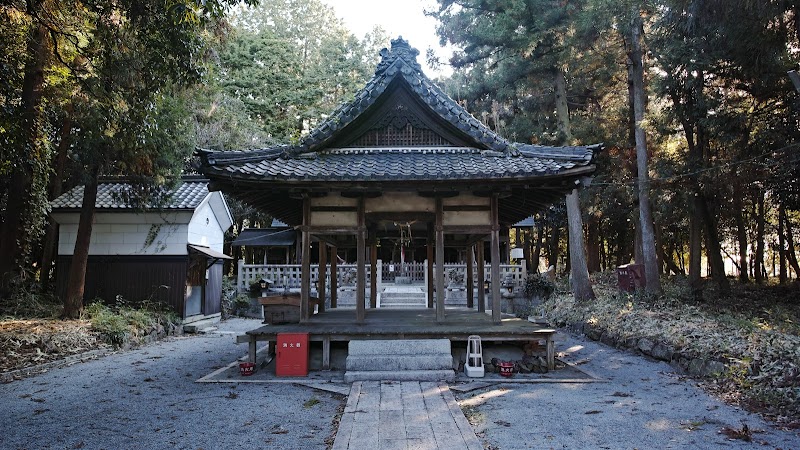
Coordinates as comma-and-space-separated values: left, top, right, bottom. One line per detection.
1, 0, 799, 310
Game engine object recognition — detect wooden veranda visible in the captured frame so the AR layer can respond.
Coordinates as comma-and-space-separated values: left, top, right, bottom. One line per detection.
237, 308, 557, 370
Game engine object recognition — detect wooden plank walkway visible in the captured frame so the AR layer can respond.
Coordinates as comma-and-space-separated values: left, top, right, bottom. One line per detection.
332, 381, 483, 450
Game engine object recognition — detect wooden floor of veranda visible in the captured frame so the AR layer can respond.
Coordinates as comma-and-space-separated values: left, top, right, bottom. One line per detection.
239, 307, 557, 370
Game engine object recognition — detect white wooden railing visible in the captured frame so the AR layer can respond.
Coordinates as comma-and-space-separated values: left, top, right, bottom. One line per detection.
428, 261, 527, 290
237, 260, 381, 293
237, 259, 526, 293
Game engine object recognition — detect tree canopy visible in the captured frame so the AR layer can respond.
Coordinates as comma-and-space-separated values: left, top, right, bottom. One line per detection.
429, 0, 800, 290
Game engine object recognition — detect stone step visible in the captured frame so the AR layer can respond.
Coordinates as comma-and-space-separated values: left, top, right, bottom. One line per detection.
343, 370, 455, 383
381, 291, 425, 297
379, 297, 426, 304
346, 355, 453, 371
182, 317, 220, 334
379, 303, 428, 309
348, 339, 451, 356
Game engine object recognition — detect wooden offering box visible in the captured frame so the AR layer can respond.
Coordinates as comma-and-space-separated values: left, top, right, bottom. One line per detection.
259, 294, 319, 324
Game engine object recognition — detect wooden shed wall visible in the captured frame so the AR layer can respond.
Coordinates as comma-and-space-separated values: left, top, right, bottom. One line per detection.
56, 255, 189, 317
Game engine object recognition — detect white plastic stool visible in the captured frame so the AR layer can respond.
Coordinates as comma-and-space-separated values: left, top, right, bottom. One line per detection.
464, 335, 485, 377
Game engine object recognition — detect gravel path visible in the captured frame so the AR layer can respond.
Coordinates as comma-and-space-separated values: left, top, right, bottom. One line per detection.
3, 319, 799, 450
453, 332, 800, 450
0, 319, 342, 450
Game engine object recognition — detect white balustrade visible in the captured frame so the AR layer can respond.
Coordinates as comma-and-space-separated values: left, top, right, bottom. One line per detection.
237, 259, 526, 293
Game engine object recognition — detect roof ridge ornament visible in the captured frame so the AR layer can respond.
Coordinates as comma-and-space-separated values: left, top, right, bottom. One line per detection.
375, 36, 422, 75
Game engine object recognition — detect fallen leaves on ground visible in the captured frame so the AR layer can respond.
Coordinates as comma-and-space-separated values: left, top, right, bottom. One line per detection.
720, 424, 752, 441
0, 319, 107, 373
544, 275, 800, 427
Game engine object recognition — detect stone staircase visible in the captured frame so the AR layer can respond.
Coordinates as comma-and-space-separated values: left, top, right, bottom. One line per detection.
379, 286, 427, 308
344, 339, 455, 382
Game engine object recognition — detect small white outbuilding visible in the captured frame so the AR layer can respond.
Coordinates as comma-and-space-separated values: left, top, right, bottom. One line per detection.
50, 177, 233, 322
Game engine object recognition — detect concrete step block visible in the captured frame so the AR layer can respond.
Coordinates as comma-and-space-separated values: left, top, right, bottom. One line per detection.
346, 355, 453, 371
380, 292, 426, 299
379, 299, 427, 305
378, 304, 429, 309
343, 370, 455, 383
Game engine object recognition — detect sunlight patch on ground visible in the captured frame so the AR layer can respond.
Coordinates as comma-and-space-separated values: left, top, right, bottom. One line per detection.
562, 344, 584, 354
459, 387, 510, 407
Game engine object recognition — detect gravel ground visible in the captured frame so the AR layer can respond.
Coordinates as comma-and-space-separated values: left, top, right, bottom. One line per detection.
454, 332, 800, 450
3, 319, 799, 450
0, 318, 343, 450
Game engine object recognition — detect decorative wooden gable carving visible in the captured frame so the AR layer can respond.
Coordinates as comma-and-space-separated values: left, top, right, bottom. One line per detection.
326, 82, 472, 148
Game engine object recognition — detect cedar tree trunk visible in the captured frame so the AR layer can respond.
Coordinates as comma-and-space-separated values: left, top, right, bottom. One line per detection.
40, 109, 74, 287
629, 12, 661, 294
0, 21, 48, 288
566, 189, 595, 301
754, 193, 766, 283
63, 169, 99, 318
732, 181, 749, 283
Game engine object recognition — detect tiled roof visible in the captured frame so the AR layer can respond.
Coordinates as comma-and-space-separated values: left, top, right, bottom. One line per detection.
294, 37, 511, 154
210, 146, 599, 182
51, 179, 211, 211
197, 37, 601, 183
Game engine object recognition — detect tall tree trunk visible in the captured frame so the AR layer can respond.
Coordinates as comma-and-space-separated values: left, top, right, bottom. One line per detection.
732, 181, 749, 283
782, 206, 800, 277
662, 249, 684, 275
40, 108, 74, 288
615, 226, 628, 267
555, 68, 572, 143
0, 20, 48, 290
547, 225, 560, 269
634, 222, 644, 267
754, 192, 766, 284
555, 65, 593, 299
779, 203, 787, 283
697, 194, 730, 294
566, 189, 595, 301
689, 196, 703, 298
628, 12, 661, 294
63, 169, 100, 319
533, 219, 544, 271
586, 214, 601, 273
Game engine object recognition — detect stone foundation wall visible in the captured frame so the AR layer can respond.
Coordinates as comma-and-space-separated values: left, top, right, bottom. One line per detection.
562, 321, 728, 378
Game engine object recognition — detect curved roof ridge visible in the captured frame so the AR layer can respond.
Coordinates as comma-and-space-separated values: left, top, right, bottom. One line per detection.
289, 37, 514, 155
516, 143, 603, 163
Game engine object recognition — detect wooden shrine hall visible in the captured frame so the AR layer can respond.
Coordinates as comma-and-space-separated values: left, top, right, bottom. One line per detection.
197, 37, 602, 329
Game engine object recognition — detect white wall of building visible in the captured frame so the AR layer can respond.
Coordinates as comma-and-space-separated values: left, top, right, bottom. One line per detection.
53, 192, 233, 257
53, 211, 194, 256
187, 196, 226, 252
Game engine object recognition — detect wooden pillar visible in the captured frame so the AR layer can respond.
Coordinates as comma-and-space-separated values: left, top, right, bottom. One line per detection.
317, 242, 327, 313
356, 197, 366, 323
300, 196, 311, 322
435, 197, 445, 323
370, 239, 378, 308
490, 194, 502, 324
330, 245, 338, 308
322, 336, 331, 370
426, 224, 434, 308
502, 227, 510, 264
477, 242, 485, 313
466, 244, 474, 309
